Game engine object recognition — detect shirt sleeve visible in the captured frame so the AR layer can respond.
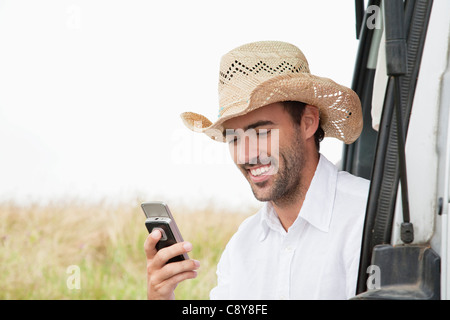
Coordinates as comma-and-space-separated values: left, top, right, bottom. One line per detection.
343, 177, 370, 299
344, 204, 367, 299
345, 250, 361, 299
209, 243, 231, 300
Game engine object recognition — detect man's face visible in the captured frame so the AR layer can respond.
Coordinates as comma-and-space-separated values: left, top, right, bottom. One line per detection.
223, 102, 308, 203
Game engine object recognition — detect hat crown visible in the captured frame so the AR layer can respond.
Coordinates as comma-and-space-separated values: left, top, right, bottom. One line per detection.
181, 40, 363, 145
217, 41, 310, 117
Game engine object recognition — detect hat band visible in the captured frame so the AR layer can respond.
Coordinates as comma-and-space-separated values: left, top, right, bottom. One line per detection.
218, 99, 249, 118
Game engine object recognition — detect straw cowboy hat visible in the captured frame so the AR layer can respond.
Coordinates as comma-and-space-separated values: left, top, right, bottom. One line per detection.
180, 41, 363, 144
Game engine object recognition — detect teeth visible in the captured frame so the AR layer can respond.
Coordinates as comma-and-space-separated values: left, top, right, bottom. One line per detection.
250, 165, 270, 177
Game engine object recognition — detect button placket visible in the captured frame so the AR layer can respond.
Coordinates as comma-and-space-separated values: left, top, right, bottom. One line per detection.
274, 219, 307, 300
275, 236, 296, 300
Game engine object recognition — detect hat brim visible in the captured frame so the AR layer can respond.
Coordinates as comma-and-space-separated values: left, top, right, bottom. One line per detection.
180, 73, 362, 144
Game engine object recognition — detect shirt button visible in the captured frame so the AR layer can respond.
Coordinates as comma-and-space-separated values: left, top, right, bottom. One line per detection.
285, 246, 293, 252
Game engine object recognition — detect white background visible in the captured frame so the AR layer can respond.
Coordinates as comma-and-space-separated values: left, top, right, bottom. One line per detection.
0, 0, 359, 209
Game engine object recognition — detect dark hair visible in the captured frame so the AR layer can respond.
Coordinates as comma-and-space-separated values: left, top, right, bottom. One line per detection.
282, 101, 324, 151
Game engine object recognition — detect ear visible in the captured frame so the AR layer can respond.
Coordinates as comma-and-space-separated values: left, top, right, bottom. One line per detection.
301, 105, 320, 140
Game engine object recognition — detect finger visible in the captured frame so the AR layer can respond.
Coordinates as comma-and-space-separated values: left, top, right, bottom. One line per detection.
154, 259, 200, 284
162, 270, 198, 291
144, 229, 162, 259
153, 241, 193, 268
149, 270, 198, 300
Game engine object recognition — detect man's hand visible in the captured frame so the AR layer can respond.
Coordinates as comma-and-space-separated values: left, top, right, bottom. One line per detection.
144, 229, 200, 300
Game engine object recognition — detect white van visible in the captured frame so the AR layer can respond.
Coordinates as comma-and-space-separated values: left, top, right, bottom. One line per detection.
344, 0, 450, 299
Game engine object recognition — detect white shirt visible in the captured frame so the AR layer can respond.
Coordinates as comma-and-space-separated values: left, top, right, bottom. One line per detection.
210, 154, 370, 300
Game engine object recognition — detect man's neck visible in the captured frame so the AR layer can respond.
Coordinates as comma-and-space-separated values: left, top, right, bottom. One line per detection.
271, 153, 320, 231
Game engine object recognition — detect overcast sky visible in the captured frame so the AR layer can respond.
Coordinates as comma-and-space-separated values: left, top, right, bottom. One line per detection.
0, 0, 359, 209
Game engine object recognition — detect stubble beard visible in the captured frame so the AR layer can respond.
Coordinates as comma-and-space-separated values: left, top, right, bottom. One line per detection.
240, 131, 306, 206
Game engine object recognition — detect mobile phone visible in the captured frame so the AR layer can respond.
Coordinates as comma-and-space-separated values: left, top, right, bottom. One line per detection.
141, 201, 188, 263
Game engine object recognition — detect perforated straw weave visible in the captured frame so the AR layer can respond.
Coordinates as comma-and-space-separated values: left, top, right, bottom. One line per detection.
181, 41, 363, 144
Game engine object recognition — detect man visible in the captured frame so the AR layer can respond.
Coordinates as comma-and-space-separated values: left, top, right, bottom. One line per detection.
144, 41, 370, 299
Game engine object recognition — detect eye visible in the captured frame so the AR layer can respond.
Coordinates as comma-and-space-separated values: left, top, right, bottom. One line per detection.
257, 129, 271, 136
225, 129, 238, 145
226, 135, 239, 145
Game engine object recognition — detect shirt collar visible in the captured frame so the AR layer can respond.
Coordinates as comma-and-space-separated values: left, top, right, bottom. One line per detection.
299, 154, 337, 232
259, 154, 338, 241
259, 202, 279, 241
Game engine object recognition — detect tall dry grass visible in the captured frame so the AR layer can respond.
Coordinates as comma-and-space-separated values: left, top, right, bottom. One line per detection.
0, 199, 255, 299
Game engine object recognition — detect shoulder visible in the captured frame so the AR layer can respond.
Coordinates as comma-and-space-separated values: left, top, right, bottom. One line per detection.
319, 154, 369, 215
331, 169, 370, 236
336, 170, 370, 200
335, 170, 370, 220
319, 154, 369, 203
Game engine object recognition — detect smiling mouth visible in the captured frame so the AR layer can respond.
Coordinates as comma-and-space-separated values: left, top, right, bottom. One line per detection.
245, 164, 274, 183
249, 164, 271, 177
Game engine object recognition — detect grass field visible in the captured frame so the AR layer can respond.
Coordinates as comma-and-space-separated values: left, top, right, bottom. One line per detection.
0, 199, 255, 300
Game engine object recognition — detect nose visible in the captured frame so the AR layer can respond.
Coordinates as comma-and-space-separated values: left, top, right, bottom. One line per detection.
236, 134, 259, 165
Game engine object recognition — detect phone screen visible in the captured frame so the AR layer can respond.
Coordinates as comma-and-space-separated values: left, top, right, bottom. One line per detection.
141, 202, 170, 218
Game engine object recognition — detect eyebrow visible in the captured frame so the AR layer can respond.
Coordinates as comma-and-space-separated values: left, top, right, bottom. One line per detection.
244, 120, 275, 131
223, 120, 275, 137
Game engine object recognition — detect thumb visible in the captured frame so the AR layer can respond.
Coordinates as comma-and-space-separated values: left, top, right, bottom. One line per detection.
144, 229, 162, 259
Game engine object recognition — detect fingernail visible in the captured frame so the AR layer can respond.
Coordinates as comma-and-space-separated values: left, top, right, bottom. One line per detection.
183, 242, 192, 251
193, 260, 200, 268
